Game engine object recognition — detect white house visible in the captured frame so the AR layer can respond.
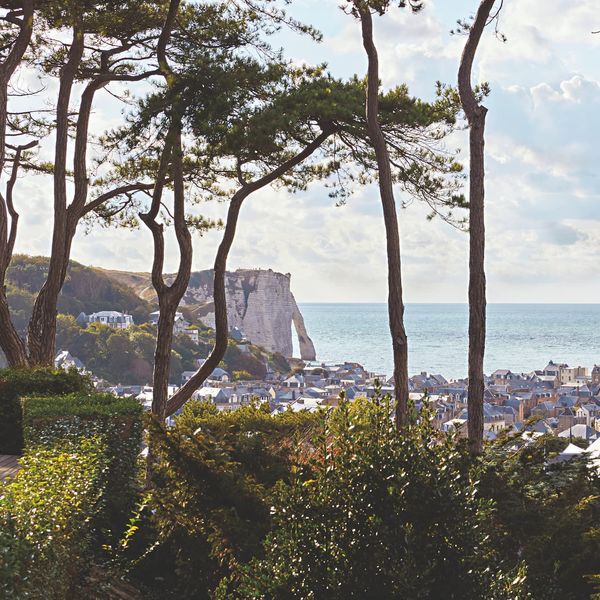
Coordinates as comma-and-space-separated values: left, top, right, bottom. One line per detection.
54, 349, 86, 372
150, 310, 199, 343
576, 403, 600, 428
77, 310, 134, 329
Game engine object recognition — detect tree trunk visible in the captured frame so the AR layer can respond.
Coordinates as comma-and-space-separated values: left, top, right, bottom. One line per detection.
0, 0, 34, 367
164, 130, 332, 416
457, 0, 496, 456
359, 7, 409, 429
27, 27, 84, 365
146, 129, 192, 420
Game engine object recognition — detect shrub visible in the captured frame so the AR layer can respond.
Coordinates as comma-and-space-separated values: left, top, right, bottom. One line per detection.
477, 433, 600, 600
0, 366, 92, 454
22, 392, 143, 536
233, 370, 254, 381
221, 397, 528, 599
0, 437, 109, 599
224, 344, 267, 380
132, 402, 322, 599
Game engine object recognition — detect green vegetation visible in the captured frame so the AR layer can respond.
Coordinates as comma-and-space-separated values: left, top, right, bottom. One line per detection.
22, 392, 143, 533
131, 402, 323, 599
2, 389, 599, 599
0, 387, 143, 599
478, 434, 600, 600
219, 398, 527, 600
56, 315, 211, 384
0, 437, 109, 600
0, 366, 92, 454
55, 316, 288, 385
6, 255, 155, 331
4, 256, 291, 385
124, 399, 531, 599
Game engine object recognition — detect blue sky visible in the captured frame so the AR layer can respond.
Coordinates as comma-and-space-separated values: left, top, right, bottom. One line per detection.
15, 0, 600, 302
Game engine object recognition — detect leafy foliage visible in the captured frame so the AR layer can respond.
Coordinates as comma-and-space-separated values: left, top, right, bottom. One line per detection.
0, 366, 92, 453
22, 391, 143, 536
55, 315, 288, 385
477, 433, 600, 600
6, 255, 155, 330
0, 437, 109, 600
129, 403, 322, 599
221, 397, 528, 599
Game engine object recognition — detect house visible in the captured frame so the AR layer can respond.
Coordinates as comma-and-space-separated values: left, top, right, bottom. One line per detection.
192, 359, 230, 383
150, 310, 199, 343
548, 443, 586, 464
557, 407, 579, 431
442, 418, 467, 436
229, 327, 247, 343
558, 424, 599, 443
150, 310, 187, 331
193, 386, 232, 405
275, 389, 299, 403
247, 387, 272, 403
531, 400, 556, 419
181, 367, 229, 385
491, 369, 515, 385
289, 397, 323, 413
560, 366, 589, 385
77, 310, 134, 329
181, 371, 196, 385
54, 349, 86, 372
543, 361, 566, 378
135, 384, 178, 410
576, 403, 600, 428
282, 374, 305, 389
457, 403, 506, 434
207, 367, 229, 383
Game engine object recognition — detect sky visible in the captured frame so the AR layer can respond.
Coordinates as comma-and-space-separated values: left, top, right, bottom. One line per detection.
13, 0, 600, 303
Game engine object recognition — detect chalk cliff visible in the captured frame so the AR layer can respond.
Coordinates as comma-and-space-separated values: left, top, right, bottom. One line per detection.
183, 269, 316, 360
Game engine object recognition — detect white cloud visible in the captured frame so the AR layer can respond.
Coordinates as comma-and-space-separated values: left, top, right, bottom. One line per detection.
10, 0, 600, 303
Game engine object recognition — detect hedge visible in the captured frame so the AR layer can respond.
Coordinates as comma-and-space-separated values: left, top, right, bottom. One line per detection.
22, 392, 143, 534
0, 367, 92, 454
132, 402, 323, 598
0, 437, 109, 599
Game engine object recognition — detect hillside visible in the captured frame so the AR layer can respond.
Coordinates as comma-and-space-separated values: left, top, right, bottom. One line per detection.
97, 266, 316, 360
5, 256, 291, 384
7, 255, 155, 330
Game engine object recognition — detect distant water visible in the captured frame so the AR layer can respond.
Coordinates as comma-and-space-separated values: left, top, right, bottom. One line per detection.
294, 304, 600, 380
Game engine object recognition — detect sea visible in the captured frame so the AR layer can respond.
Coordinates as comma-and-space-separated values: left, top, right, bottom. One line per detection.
294, 303, 600, 381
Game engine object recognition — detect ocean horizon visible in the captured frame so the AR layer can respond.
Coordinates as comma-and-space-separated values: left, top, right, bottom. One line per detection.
294, 303, 600, 380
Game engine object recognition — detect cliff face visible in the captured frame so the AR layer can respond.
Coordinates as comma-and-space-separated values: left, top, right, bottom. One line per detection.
183, 269, 316, 360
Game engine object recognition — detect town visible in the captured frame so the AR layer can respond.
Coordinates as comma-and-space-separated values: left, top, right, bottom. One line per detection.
60, 310, 600, 454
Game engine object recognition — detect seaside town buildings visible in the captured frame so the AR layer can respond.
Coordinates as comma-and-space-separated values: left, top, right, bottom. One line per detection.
55, 318, 600, 453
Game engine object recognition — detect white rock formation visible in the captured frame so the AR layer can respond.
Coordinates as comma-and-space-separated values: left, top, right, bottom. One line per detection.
183, 269, 316, 360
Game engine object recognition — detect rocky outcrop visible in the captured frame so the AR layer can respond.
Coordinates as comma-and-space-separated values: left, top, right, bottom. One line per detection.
183, 269, 316, 360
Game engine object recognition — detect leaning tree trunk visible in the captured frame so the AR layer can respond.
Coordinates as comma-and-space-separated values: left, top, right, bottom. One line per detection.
458, 0, 496, 456
164, 130, 332, 416
359, 7, 409, 429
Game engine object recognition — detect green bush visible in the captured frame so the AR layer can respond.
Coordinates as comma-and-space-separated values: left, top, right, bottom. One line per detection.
0, 366, 92, 454
132, 402, 322, 599
477, 433, 600, 599
224, 343, 267, 380
0, 437, 109, 599
233, 370, 254, 381
22, 392, 143, 535
220, 397, 528, 600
